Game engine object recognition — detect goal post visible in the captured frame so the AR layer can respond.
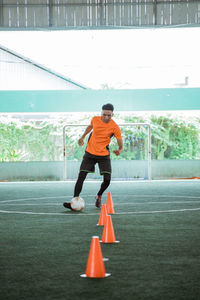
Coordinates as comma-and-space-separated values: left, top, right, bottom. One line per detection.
63, 123, 151, 181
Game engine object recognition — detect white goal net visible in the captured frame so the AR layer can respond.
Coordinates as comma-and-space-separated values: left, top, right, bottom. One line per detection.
63, 123, 151, 181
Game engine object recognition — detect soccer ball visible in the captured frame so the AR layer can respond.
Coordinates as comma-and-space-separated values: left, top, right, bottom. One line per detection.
70, 197, 85, 211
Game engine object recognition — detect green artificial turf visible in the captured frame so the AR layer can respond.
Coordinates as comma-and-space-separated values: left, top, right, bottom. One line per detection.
0, 181, 200, 300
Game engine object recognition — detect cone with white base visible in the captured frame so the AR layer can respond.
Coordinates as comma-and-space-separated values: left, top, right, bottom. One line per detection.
80, 236, 111, 278
101, 215, 120, 244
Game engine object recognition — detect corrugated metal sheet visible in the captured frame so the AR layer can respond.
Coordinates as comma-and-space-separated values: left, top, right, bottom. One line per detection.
0, 1, 199, 29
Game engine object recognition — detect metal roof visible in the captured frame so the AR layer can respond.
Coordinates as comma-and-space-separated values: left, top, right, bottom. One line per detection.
0, 44, 87, 90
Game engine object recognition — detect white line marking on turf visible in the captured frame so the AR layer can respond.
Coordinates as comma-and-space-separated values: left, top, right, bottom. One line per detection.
115, 200, 200, 205
1, 194, 200, 204
1, 200, 200, 206
1, 194, 200, 216
0, 207, 200, 216
0, 179, 199, 184
0, 210, 98, 216
116, 208, 200, 214
0, 196, 71, 203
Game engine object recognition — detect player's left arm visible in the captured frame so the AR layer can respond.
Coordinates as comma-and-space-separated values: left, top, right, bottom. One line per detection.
113, 138, 124, 156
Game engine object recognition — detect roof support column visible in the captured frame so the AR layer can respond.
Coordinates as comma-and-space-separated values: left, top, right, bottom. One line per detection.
49, 0, 53, 27
0, 0, 3, 27
153, 0, 157, 25
100, 0, 105, 26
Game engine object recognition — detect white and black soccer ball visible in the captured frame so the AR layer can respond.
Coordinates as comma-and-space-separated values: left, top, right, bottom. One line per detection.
70, 197, 85, 211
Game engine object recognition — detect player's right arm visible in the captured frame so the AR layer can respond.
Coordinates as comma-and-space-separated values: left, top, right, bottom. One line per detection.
78, 125, 93, 146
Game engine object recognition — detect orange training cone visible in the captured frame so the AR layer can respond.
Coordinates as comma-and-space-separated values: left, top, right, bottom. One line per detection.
80, 236, 111, 278
97, 204, 107, 226
101, 215, 120, 243
106, 192, 115, 214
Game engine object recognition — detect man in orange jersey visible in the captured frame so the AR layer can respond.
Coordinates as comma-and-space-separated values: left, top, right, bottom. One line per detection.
63, 103, 123, 210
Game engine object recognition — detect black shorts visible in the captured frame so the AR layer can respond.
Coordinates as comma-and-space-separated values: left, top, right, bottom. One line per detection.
80, 151, 111, 175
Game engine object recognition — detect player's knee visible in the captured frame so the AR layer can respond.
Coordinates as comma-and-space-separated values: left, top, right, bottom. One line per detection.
78, 171, 88, 181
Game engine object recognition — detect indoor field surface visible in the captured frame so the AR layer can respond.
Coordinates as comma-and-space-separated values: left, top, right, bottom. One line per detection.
0, 180, 200, 300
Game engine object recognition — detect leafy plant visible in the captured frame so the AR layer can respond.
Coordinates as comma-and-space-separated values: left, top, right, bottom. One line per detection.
0, 113, 200, 162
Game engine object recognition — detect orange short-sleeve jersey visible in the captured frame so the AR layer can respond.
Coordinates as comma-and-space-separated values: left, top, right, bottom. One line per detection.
86, 116, 122, 156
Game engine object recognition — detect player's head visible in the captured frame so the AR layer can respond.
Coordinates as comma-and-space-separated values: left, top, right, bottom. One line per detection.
102, 103, 114, 112
101, 103, 114, 123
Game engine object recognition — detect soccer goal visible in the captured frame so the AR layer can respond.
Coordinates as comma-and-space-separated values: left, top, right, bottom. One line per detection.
63, 123, 151, 181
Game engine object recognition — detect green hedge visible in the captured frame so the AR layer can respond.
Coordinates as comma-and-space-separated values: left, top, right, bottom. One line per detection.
0, 114, 200, 162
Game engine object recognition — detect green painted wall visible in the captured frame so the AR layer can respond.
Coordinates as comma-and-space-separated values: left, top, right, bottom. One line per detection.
1, 160, 200, 181
0, 88, 200, 112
